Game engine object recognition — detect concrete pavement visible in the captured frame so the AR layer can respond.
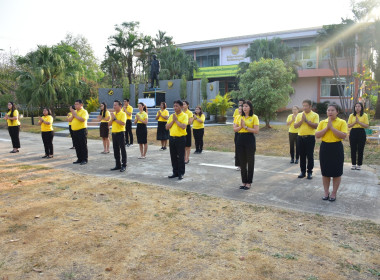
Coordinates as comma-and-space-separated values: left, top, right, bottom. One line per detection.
1, 130, 379, 223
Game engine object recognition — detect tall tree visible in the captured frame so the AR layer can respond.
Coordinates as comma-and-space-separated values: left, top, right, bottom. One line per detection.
232, 58, 295, 128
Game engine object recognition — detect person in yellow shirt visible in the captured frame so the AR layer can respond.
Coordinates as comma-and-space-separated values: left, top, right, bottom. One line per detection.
4, 102, 21, 153
67, 105, 75, 149
232, 98, 245, 118
233, 105, 243, 170
38, 108, 54, 158
236, 100, 259, 190
123, 99, 134, 147
316, 104, 348, 202
97, 102, 111, 154
166, 100, 189, 180
286, 106, 300, 164
347, 102, 369, 170
294, 99, 319, 179
134, 102, 148, 159
192, 106, 206, 154
183, 101, 193, 164
155, 101, 169, 150
109, 100, 127, 172
68, 99, 89, 165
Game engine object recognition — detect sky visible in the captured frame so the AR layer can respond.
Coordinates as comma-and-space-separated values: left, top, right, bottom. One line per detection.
0, 0, 354, 61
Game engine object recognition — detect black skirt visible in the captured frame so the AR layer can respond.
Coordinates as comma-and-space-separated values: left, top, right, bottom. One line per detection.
185, 125, 192, 147
136, 123, 147, 144
99, 122, 109, 138
157, 121, 169, 140
319, 141, 344, 177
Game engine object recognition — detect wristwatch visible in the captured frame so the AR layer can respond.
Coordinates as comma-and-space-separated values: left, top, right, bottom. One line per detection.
245, 126, 248, 129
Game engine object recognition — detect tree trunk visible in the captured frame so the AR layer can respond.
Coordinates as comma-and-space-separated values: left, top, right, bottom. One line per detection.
375, 91, 380, 119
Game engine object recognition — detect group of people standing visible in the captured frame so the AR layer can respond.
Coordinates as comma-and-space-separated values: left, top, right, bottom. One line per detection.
285, 100, 369, 201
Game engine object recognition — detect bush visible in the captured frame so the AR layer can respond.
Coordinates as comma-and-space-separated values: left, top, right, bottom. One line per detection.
86, 97, 100, 113
314, 101, 330, 114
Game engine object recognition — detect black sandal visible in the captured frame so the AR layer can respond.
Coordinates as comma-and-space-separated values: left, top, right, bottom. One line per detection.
322, 193, 330, 200
329, 197, 336, 202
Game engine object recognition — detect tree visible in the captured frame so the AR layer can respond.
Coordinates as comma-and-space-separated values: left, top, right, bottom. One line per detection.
180, 75, 187, 99
0, 50, 17, 104
232, 58, 295, 128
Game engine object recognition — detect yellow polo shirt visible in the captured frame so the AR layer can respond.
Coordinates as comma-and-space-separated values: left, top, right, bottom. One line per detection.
135, 111, 148, 124
123, 105, 133, 120
71, 109, 88, 131
67, 112, 72, 125
41, 115, 53, 132
183, 109, 193, 125
239, 115, 259, 133
6, 110, 20, 126
233, 108, 240, 118
111, 110, 127, 133
287, 114, 299, 133
295, 111, 319, 136
156, 109, 169, 122
347, 113, 369, 128
317, 117, 348, 142
168, 112, 188, 137
193, 114, 205, 129
100, 110, 111, 123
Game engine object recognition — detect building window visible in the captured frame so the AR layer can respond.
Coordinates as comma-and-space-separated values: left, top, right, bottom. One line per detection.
321, 77, 352, 97
195, 48, 219, 67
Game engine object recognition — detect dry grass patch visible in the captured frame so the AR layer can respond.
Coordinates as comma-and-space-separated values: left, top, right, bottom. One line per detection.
1, 161, 379, 279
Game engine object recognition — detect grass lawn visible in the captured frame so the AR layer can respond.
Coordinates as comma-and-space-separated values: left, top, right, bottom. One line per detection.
0, 117, 66, 134
1, 161, 379, 279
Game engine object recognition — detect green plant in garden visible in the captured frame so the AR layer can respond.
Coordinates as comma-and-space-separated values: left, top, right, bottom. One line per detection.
86, 97, 99, 113
208, 92, 234, 117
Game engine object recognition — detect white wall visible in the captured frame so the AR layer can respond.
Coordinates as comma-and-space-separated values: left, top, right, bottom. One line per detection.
288, 77, 318, 108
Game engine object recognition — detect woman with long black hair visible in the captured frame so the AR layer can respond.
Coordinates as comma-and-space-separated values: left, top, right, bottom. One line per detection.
97, 102, 111, 154
192, 106, 205, 154
316, 104, 347, 202
348, 102, 369, 170
155, 101, 169, 150
233, 104, 243, 170
236, 100, 259, 190
4, 102, 21, 153
182, 101, 193, 164
38, 107, 54, 158
134, 102, 148, 159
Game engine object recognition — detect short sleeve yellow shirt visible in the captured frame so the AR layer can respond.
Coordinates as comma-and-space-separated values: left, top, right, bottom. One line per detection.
157, 109, 169, 122
287, 114, 299, 133
239, 115, 259, 133
67, 112, 72, 125
41, 115, 53, 132
168, 112, 188, 137
192, 114, 205, 129
184, 109, 193, 125
295, 111, 319, 136
100, 110, 111, 123
71, 109, 89, 131
316, 117, 348, 142
111, 110, 127, 133
233, 108, 240, 118
123, 105, 133, 120
348, 113, 369, 128
135, 111, 148, 124
7, 110, 20, 126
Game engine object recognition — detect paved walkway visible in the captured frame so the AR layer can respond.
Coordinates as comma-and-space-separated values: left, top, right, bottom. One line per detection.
1, 130, 379, 223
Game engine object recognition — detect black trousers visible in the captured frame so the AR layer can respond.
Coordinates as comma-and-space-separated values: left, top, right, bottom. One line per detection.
169, 136, 186, 176
72, 128, 88, 162
237, 133, 256, 184
193, 128, 204, 152
150, 73, 159, 88
112, 132, 127, 167
349, 128, 366, 166
69, 125, 74, 146
41, 131, 54, 155
289, 132, 299, 160
125, 120, 133, 145
8, 126, 20, 149
234, 132, 240, 167
297, 135, 315, 174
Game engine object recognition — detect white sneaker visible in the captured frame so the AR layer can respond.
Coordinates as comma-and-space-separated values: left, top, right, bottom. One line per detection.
351, 165, 356, 170
356, 165, 361, 170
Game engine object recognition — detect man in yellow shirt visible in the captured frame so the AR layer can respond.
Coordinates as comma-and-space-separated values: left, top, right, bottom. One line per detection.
123, 99, 134, 147
69, 99, 89, 165
110, 100, 127, 172
166, 100, 189, 180
294, 99, 319, 179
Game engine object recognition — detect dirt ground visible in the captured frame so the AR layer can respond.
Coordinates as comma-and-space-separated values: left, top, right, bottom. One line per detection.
1, 161, 379, 280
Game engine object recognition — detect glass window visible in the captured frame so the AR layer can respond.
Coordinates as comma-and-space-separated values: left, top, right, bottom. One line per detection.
321, 77, 352, 97
195, 48, 219, 67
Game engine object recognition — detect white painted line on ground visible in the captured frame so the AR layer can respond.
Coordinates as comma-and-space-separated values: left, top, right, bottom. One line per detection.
0, 138, 11, 142
199, 163, 300, 176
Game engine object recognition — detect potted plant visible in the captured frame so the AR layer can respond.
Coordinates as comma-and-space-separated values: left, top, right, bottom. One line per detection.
208, 93, 235, 124
206, 101, 217, 122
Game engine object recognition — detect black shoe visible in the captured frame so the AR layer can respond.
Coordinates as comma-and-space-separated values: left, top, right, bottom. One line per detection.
290, 159, 294, 163
322, 193, 330, 200
120, 166, 126, 172
295, 159, 299, 164
298, 172, 306, 178
307, 173, 312, 180
163, 147, 167, 150
80, 161, 87, 165
168, 174, 178, 178
110, 166, 121, 171
73, 160, 81, 164
126, 144, 130, 147
42, 155, 48, 158
194, 151, 199, 154
178, 174, 183, 180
